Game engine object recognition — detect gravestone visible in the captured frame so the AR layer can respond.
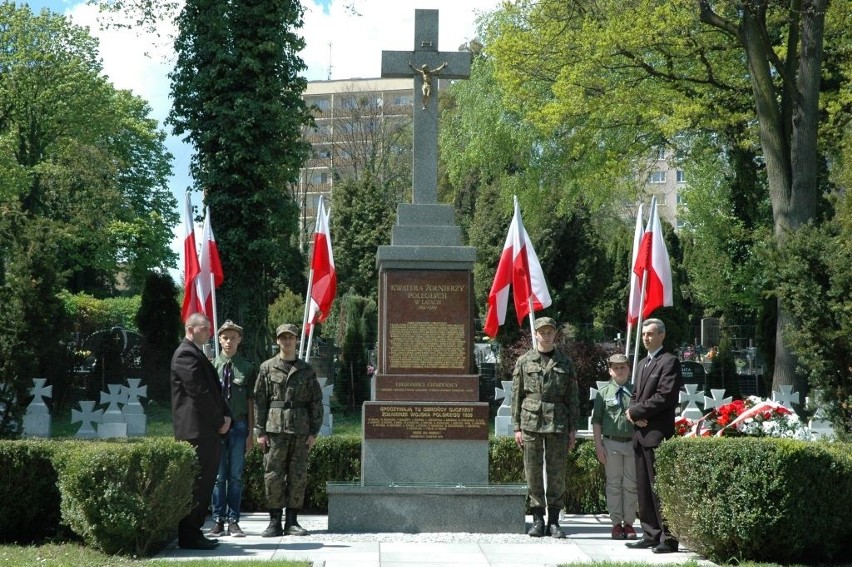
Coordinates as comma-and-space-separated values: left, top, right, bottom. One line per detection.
587, 380, 611, 430
327, 9, 525, 534
701, 317, 720, 348
121, 378, 147, 436
71, 400, 103, 438
493, 380, 513, 437
318, 377, 334, 436
98, 383, 128, 438
680, 361, 706, 391
703, 389, 732, 411
679, 384, 705, 419
22, 378, 52, 438
772, 384, 800, 409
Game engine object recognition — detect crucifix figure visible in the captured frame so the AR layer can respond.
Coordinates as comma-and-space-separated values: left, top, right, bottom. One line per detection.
381, 9, 472, 204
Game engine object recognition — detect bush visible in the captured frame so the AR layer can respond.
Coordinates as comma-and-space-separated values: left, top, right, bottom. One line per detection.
0, 440, 62, 542
53, 438, 196, 557
657, 437, 852, 564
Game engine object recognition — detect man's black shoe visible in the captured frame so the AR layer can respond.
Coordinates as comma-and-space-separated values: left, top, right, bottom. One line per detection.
625, 538, 657, 549
652, 540, 679, 554
178, 537, 219, 550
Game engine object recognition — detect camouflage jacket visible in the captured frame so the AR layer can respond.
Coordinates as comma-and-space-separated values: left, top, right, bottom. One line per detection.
254, 356, 323, 436
511, 348, 580, 434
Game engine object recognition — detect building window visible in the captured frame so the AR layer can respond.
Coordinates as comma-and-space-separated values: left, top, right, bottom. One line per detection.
392, 95, 413, 107
308, 97, 330, 111
648, 170, 667, 184
655, 147, 667, 161
340, 96, 357, 109
676, 170, 686, 183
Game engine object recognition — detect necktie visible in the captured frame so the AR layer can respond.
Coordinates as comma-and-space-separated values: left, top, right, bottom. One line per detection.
222, 361, 232, 400
615, 386, 628, 409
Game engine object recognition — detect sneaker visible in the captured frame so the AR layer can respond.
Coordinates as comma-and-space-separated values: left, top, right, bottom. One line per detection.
228, 522, 245, 537
611, 524, 624, 539
208, 521, 226, 537
623, 524, 638, 540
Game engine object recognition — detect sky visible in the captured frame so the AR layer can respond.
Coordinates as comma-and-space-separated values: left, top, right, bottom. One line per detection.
17, 0, 503, 281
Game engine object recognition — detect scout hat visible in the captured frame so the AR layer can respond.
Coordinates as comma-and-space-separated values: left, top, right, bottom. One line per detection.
608, 353, 629, 365
218, 320, 243, 336
534, 317, 557, 330
275, 323, 299, 337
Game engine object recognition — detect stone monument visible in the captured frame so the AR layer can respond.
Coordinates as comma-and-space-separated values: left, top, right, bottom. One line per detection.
326, 9, 526, 534
98, 383, 128, 438
22, 378, 52, 438
121, 378, 148, 436
71, 400, 103, 439
493, 380, 513, 437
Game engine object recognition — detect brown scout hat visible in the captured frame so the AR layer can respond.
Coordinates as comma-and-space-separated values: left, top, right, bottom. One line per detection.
217, 320, 243, 336
608, 353, 629, 365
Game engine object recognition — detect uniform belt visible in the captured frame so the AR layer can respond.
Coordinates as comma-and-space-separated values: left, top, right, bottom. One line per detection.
603, 434, 632, 442
524, 394, 563, 403
269, 400, 311, 409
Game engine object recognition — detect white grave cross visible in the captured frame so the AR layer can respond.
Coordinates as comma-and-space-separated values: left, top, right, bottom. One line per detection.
703, 389, 732, 411
71, 401, 103, 438
772, 384, 800, 409
679, 384, 705, 419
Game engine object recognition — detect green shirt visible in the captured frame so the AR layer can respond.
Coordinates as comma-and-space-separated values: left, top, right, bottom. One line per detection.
213, 353, 257, 421
591, 379, 633, 438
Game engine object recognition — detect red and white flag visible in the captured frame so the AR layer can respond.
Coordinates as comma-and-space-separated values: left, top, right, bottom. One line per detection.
626, 203, 645, 326
632, 200, 672, 318
306, 197, 336, 334
197, 206, 224, 321
180, 192, 202, 321
483, 197, 551, 338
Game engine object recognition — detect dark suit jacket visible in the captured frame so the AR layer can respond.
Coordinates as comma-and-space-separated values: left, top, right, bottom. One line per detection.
170, 338, 231, 440
628, 348, 683, 448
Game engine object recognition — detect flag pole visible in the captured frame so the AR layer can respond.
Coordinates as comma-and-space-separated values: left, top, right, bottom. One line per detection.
304, 323, 315, 363
211, 272, 219, 358
299, 270, 314, 360
630, 197, 655, 385
625, 323, 633, 356
528, 296, 537, 350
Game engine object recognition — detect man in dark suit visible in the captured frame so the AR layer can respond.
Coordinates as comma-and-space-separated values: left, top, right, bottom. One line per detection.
171, 312, 232, 550
625, 318, 683, 554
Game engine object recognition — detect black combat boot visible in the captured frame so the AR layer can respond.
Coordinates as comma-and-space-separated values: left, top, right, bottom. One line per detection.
284, 508, 309, 536
527, 507, 546, 537
547, 507, 566, 538
260, 509, 283, 537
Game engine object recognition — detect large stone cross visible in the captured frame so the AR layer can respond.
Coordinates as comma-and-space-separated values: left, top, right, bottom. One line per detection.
381, 9, 472, 204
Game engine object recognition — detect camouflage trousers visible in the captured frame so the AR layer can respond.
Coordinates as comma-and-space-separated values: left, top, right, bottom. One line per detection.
522, 429, 570, 510
263, 433, 310, 509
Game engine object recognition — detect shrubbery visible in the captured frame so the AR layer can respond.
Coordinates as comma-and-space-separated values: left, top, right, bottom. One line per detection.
0, 440, 62, 542
657, 436, 852, 564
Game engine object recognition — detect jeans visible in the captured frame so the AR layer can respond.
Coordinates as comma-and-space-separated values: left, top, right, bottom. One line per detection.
212, 418, 248, 523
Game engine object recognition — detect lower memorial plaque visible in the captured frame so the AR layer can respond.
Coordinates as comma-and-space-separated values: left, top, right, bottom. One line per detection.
363, 402, 488, 440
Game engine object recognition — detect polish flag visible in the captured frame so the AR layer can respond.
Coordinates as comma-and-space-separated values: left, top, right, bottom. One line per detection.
483, 197, 551, 338
180, 192, 202, 321
306, 197, 336, 333
632, 200, 673, 318
197, 207, 224, 321
626, 203, 645, 325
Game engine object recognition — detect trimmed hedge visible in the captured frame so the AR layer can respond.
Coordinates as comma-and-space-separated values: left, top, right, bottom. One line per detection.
657, 437, 852, 564
52, 438, 196, 557
241, 435, 605, 514
0, 440, 62, 542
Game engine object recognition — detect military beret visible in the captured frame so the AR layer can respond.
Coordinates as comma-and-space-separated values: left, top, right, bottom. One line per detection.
275, 323, 299, 337
608, 354, 629, 365
217, 320, 243, 336
534, 317, 557, 330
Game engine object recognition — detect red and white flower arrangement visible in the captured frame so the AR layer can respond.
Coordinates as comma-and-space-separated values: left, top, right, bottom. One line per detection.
675, 395, 812, 440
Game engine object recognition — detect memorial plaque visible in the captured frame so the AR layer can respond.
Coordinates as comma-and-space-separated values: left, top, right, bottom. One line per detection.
379, 270, 474, 375
374, 374, 478, 402
364, 402, 488, 440
680, 361, 706, 390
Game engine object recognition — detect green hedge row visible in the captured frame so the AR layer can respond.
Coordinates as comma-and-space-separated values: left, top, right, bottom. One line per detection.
656, 437, 852, 565
0, 438, 196, 557
240, 435, 606, 514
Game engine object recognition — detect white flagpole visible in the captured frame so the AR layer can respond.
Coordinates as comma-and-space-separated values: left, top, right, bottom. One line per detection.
528, 296, 537, 350
625, 202, 645, 356
625, 323, 633, 357
299, 197, 324, 359
305, 323, 316, 363
211, 273, 219, 358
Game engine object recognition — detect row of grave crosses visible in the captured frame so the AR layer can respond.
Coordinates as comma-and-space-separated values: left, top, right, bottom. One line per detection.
21, 377, 148, 439
22, 375, 336, 439
491, 380, 807, 437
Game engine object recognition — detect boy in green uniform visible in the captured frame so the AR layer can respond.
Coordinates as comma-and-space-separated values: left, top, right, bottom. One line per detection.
592, 354, 638, 539
209, 320, 257, 537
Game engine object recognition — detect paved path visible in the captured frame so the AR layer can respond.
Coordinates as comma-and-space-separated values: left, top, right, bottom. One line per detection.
155, 513, 714, 566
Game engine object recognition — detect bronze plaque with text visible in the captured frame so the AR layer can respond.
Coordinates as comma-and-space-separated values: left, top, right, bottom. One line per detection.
379, 270, 473, 375
374, 374, 479, 402
363, 402, 489, 440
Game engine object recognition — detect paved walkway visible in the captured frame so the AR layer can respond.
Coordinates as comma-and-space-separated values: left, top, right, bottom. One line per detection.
155, 513, 714, 566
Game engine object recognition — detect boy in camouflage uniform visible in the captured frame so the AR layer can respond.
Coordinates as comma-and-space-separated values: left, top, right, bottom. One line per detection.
254, 323, 324, 537
511, 317, 580, 538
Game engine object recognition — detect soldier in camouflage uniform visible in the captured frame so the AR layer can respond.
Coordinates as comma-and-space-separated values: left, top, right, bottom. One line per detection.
254, 323, 324, 537
511, 317, 580, 539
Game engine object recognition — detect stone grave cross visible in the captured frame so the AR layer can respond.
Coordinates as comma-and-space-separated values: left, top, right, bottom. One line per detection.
703, 388, 732, 411
381, 9, 471, 204
772, 384, 800, 409
679, 384, 705, 419
71, 401, 103, 439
